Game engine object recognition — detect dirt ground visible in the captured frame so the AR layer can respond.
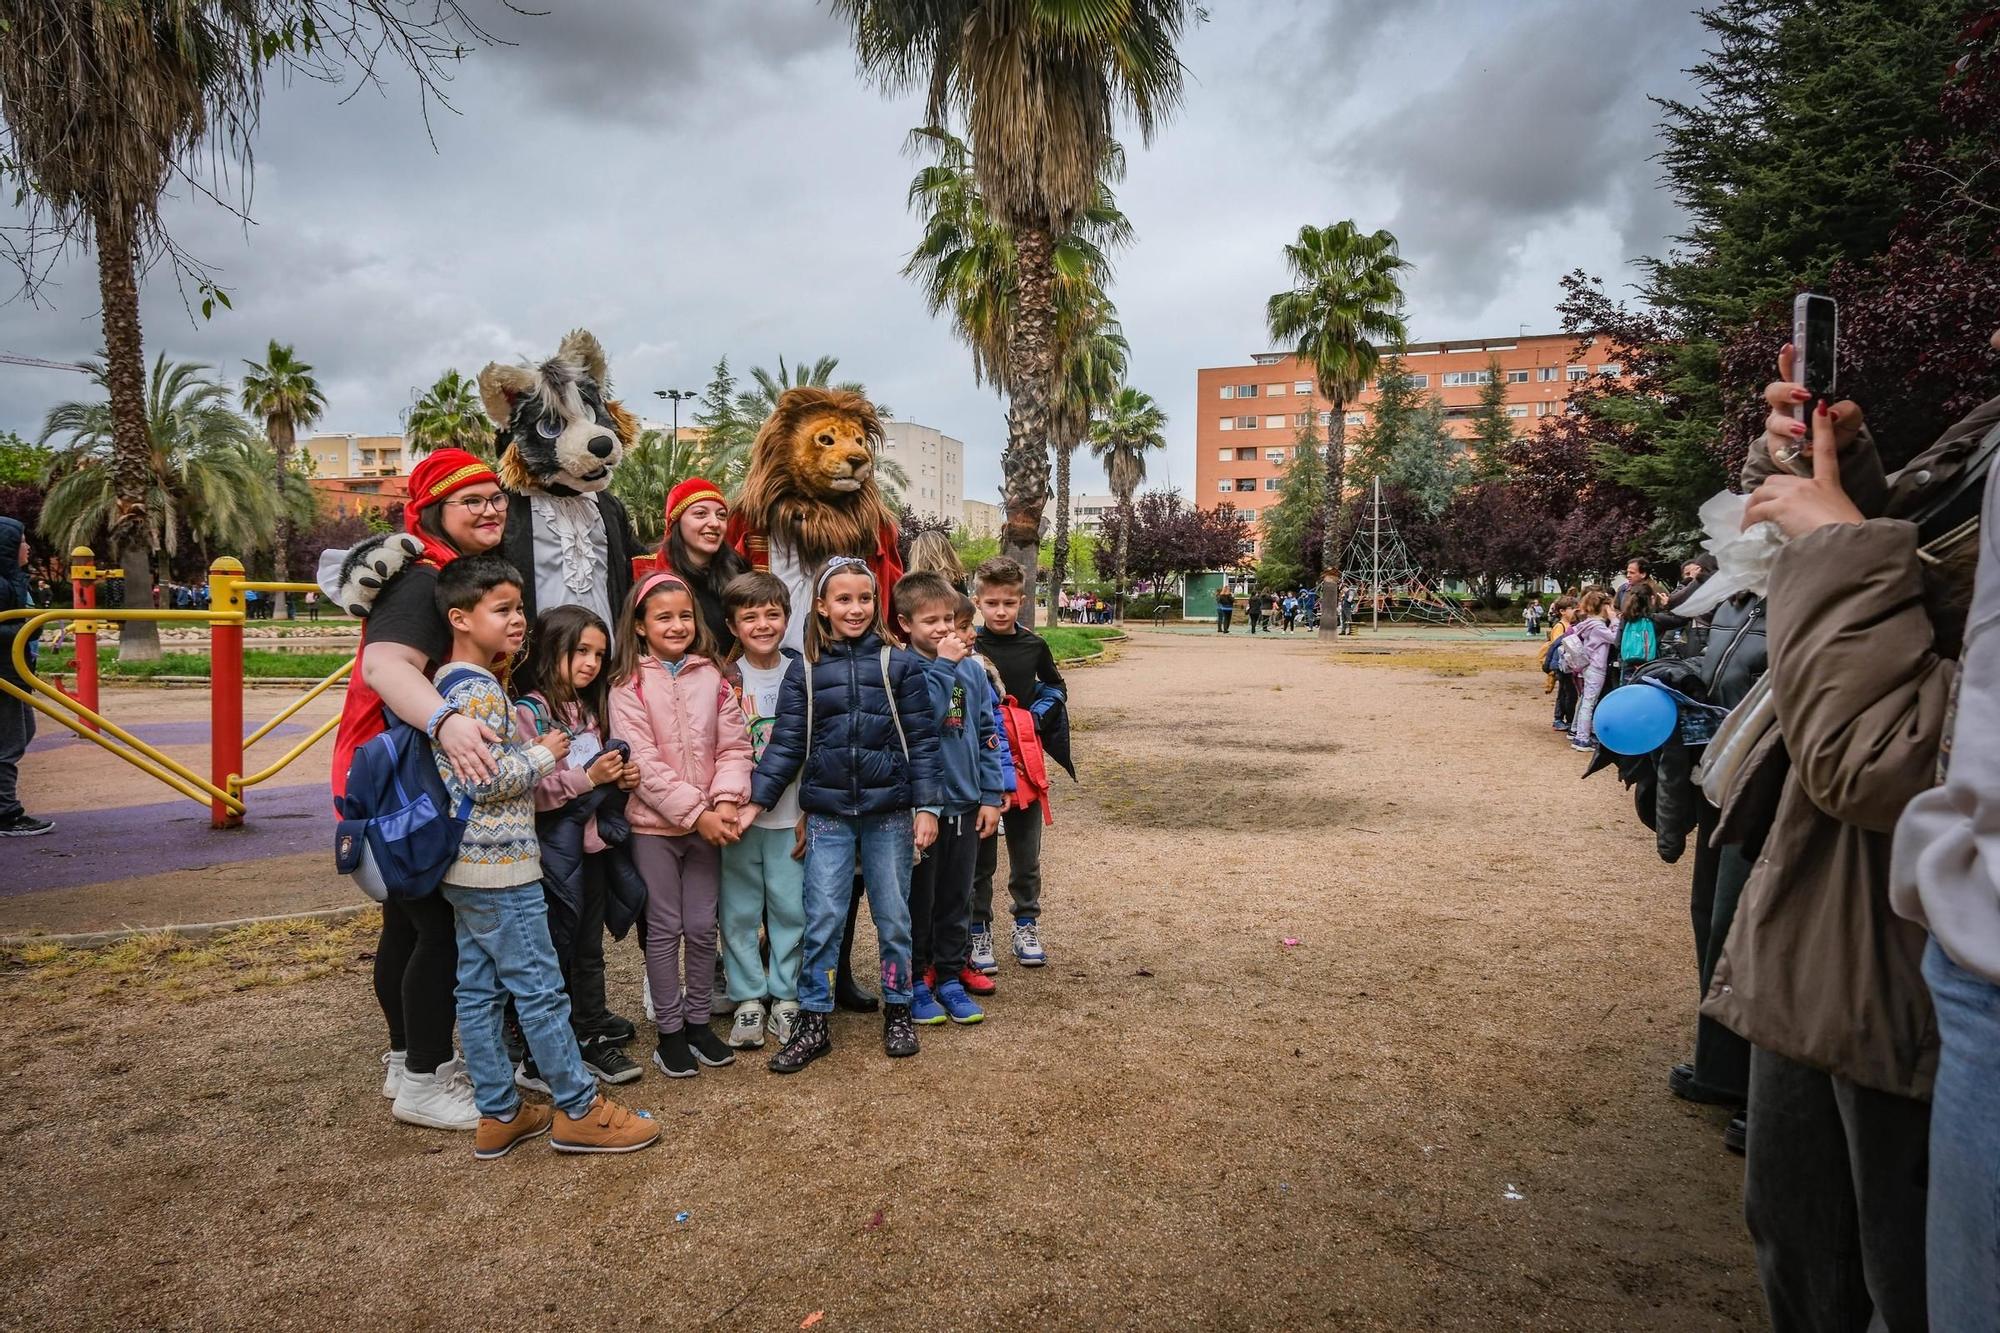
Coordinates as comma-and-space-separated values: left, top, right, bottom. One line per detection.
0, 629, 1762, 1331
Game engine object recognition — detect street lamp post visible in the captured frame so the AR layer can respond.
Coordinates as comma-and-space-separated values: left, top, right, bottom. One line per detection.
653, 388, 696, 447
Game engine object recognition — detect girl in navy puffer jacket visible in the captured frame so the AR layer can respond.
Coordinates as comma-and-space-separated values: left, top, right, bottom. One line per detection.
737, 556, 942, 1071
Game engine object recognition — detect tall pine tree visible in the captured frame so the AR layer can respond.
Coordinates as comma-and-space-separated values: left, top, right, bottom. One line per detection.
1467, 356, 1513, 480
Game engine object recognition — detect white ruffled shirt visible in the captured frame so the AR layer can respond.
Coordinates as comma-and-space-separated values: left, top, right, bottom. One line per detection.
527, 492, 612, 627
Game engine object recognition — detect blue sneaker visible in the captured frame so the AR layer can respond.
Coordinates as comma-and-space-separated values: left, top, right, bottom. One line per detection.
936, 978, 985, 1025
1011, 916, 1046, 967
910, 981, 947, 1026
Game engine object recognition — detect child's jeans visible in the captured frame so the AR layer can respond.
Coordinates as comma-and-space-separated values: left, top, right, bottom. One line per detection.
973, 803, 1043, 926
633, 832, 721, 1035
719, 823, 806, 1003
910, 809, 979, 978
441, 883, 597, 1121
1923, 937, 2000, 1331
799, 811, 913, 1014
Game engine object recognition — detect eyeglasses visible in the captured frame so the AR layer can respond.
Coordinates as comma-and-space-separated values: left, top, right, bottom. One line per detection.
442, 493, 510, 515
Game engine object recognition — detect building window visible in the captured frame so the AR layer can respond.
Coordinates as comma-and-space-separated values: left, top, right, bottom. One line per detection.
1263, 477, 1281, 491
1538, 366, 1559, 382
1236, 478, 1257, 494
1236, 507, 1255, 521
1377, 372, 1430, 391
1263, 415, 1285, 430
1441, 370, 1491, 386
1218, 417, 1233, 431
1217, 448, 1232, 461
1536, 401, 1555, 417
1218, 479, 1234, 492
1292, 412, 1311, 428
1235, 383, 1259, 398
1294, 380, 1312, 395
1317, 410, 1333, 425
1236, 447, 1257, 461
1236, 416, 1259, 430
1265, 449, 1285, 463
1596, 363, 1622, 377
1345, 412, 1365, 426
1219, 385, 1234, 399
1507, 405, 1529, 418
1566, 365, 1588, 381
1507, 369, 1530, 383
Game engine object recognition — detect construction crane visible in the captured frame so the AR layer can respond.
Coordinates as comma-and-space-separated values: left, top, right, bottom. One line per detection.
0, 351, 90, 374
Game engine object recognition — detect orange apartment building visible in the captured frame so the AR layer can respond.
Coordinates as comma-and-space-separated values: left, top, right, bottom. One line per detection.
1194, 332, 1621, 556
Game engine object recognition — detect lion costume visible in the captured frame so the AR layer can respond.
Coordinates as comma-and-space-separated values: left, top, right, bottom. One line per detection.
724, 386, 904, 652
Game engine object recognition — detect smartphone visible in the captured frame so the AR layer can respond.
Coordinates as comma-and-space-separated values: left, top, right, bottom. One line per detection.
1778, 293, 1838, 471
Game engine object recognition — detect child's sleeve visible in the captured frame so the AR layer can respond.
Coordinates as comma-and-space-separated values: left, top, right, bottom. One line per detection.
960, 661, 1005, 807
894, 654, 943, 810
750, 658, 808, 810
440, 675, 553, 805
1035, 637, 1068, 700
610, 680, 711, 830
709, 677, 755, 805
514, 701, 593, 812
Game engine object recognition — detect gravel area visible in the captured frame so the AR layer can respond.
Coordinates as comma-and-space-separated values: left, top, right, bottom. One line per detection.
0, 630, 1762, 1330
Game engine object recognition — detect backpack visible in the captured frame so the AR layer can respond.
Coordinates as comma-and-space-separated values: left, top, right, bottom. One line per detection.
333, 664, 478, 902
1539, 637, 1565, 674
1557, 630, 1592, 673
999, 697, 1054, 824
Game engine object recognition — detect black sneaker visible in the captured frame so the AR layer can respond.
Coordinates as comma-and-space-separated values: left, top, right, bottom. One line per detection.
768, 1011, 831, 1074
1668, 1062, 1740, 1106
582, 1039, 642, 1085
652, 1030, 698, 1079
835, 976, 881, 1014
502, 1018, 527, 1065
686, 1023, 736, 1068
585, 1011, 637, 1046
883, 1003, 920, 1059
1724, 1112, 1747, 1156
0, 814, 52, 837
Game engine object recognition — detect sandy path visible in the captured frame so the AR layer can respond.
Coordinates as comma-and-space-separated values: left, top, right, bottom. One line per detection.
0, 631, 1761, 1330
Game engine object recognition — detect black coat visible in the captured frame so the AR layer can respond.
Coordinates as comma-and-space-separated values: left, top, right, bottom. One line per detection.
750, 634, 943, 818
535, 741, 648, 950
500, 490, 639, 627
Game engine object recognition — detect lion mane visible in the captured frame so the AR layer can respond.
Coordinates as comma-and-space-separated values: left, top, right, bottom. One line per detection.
734, 386, 898, 569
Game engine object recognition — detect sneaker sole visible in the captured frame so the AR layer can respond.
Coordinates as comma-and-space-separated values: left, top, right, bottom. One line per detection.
473, 1121, 552, 1160
884, 1043, 920, 1059
726, 1032, 766, 1049
768, 1045, 830, 1075
650, 1053, 700, 1080
0, 825, 54, 837
551, 1129, 662, 1154
913, 1013, 948, 1026
584, 1062, 643, 1086
1013, 956, 1046, 967
946, 1011, 985, 1025
392, 1106, 480, 1132
691, 1050, 736, 1068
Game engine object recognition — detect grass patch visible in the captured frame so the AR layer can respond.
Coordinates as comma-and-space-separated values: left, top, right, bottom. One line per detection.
1039, 625, 1121, 664
0, 912, 377, 1005
38, 647, 355, 680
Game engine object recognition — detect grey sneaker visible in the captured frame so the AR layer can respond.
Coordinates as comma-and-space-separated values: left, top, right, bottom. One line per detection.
728, 1001, 767, 1049
767, 1001, 800, 1047
968, 925, 999, 975
0, 814, 53, 837
1011, 917, 1046, 967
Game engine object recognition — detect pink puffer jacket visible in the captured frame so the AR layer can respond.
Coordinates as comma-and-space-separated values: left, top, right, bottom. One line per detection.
609, 655, 754, 837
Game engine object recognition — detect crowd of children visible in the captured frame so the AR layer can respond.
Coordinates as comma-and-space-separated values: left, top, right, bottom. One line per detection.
1537, 558, 1703, 753
371, 501, 1067, 1157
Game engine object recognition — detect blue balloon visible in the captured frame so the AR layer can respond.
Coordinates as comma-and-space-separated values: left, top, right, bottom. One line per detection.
1592, 683, 1679, 755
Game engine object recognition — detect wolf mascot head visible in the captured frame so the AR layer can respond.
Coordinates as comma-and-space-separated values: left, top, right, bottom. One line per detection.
478, 329, 640, 496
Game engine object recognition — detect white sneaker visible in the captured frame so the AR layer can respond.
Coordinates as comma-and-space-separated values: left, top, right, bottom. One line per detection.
728, 1001, 767, 1049
642, 974, 656, 1023
381, 1049, 407, 1100
391, 1063, 479, 1131
968, 926, 999, 975
1011, 917, 1047, 967
768, 1001, 800, 1046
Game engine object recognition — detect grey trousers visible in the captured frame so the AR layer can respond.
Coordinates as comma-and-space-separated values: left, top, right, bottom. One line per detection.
971, 804, 1043, 926
1745, 1045, 1930, 1333
0, 694, 33, 821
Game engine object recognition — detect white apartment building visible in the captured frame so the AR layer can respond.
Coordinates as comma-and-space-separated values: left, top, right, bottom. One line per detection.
1068, 492, 1118, 536
961, 498, 1003, 538
877, 421, 965, 523
303, 433, 408, 479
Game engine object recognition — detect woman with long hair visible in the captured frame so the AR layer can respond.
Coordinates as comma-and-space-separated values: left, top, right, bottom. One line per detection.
633, 478, 750, 658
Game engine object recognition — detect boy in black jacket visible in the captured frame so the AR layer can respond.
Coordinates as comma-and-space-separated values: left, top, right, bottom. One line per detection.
969, 557, 1066, 970
0, 517, 49, 837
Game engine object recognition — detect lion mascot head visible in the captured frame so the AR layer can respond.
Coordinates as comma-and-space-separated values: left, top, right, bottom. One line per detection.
478, 328, 640, 495
734, 386, 899, 570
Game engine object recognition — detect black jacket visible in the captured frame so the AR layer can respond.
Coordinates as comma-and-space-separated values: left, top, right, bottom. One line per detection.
750, 634, 943, 818
500, 490, 639, 626
535, 754, 649, 952
0, 515, 34, 688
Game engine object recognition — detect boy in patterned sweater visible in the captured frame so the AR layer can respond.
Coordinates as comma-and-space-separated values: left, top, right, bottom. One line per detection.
430, 555, 658, 1159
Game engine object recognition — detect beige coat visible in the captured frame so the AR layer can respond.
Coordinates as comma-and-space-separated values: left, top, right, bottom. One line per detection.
1703, 397, 1999, 1099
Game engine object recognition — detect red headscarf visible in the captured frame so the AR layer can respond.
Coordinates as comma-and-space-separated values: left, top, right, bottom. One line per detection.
404, 448, 500, 568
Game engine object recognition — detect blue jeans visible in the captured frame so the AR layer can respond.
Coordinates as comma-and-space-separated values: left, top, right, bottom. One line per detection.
1923, 937, 2000, 1332
442, 884, 597, 1120
798, 811, 913, 1013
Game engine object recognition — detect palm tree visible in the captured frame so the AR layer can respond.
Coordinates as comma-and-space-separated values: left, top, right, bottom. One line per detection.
39, 356, 293, 581
611, 426, 723, 547
1049, 295, 1127, 595
1266, 221, 1410, 631
1087, 384, 1167, 619
736, 355, 891, 425
240, 341, 326, 616
405, 371, 493, 459
837, 0, 1192, 620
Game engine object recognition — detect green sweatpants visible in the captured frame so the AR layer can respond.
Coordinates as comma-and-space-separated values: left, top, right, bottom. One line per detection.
718, 823, 807, 1003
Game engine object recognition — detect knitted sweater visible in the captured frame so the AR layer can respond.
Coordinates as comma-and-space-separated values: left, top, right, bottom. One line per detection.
433, 662, 558, 888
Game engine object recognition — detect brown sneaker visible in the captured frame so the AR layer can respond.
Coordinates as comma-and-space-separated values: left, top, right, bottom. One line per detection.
473, 1101, 553, 1160
552, 1094, 660, 1155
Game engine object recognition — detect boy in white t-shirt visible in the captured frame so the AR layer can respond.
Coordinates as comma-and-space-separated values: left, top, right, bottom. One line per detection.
717, 572, 808, 1049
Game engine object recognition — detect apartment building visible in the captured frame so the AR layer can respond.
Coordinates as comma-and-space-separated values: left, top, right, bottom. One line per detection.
302, 433, 408, 479
961, 497, 1003, 539
1068, 492, 1118, 536
1194, 333, 1620, 555
877, 420, 966, 523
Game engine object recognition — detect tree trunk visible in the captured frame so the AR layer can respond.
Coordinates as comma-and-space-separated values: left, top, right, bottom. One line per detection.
1050, 437, 1073, 605
94, 206, 161, 662
1317, 396, 1348, 642
269, 414, 294, 617
1000, 222, 1057, 628
1116, 491, 1133, 623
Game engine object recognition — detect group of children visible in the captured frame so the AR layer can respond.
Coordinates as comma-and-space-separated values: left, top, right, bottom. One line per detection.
403, 547, 1065, 1158
1541, 571, 1672, 752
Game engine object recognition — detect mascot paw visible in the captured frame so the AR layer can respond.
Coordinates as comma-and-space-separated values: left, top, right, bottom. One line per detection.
318, 532, 423, 617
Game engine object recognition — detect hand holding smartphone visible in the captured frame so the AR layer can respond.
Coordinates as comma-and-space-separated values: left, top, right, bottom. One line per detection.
1777, 293, 1837, 473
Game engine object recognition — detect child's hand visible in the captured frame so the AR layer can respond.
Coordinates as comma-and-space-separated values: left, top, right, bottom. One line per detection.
712, 801, 739, 833
936, 632, 969, 662
541, 729, 572, 764
976, 803, 1002, 838
694, 808, 739, 847
791, 815, 807, 861
586, 749, 624, 786
617, 760, 641, 791
735, 802, 764, 835
913, 811, 938, 852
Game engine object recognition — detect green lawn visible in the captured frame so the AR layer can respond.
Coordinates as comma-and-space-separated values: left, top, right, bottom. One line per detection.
37, 647, 355, 680
1038, 625, 1121, 663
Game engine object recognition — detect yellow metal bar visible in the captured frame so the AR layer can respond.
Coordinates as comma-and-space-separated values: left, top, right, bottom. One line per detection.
236, 709, 341, 792
2, 607, 246, 813
235, 580, 323, 594
244, 657, 353, 748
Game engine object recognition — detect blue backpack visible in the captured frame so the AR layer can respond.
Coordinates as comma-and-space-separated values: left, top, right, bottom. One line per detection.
334, 665, 477, 901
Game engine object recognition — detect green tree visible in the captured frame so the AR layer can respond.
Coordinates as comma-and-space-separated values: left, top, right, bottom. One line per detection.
239, 341, 326, 615
1050, 294, 1127, 595
1086, 384, 1166, 616
691, 357, 753, 489
1348, 351, 1463, 519
1467, 355, 1512, 480
1257, 427, 1327, 592
1265, 220, 1410, 630
610, 426, 721, 548
0, 431, 49, 484
38, 356, 295, 576
405, 371, 492, 459
836, 0, 1193, 618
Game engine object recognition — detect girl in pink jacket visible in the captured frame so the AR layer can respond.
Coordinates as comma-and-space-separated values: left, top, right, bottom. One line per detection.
608, 572, 755, 1080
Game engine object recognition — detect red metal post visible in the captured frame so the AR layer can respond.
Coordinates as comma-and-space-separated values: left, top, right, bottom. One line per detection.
209, 557, 245, 828
69, 546, 99, 731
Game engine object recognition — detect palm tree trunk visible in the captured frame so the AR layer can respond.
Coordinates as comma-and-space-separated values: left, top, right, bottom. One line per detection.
1000, 222, 1057, 628
94, 205, 161, 662
1317, 397, 1348, 642
1051, 438, 1073, 603
269, 415, 294, 618
1116, 492, 1133, 623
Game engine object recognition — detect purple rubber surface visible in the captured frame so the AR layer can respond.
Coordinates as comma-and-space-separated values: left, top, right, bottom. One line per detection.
27, 720, 311, 754
6, 782, 331, 895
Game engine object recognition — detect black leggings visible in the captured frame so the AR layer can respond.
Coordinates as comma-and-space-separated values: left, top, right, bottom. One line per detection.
373, 894, 458, 1074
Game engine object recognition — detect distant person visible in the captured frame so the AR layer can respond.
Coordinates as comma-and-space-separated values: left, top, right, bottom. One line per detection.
1524, 599, 1544, 637
1282, 592, 1299, 632
904, 530, 966, 594
1246, 589, 1266, 635
1617, 586, 1659, 683
306, 589, 320, 622
1338, 585, 1358, 635
1215, 584, 1234, 634
1543, 595, 1579, 731
0, 517, 51, 837
1567, 589, 1617, 752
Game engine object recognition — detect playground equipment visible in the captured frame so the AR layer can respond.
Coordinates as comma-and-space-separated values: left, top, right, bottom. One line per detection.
0, 547, 352, 830
1337, 478, 1482, 632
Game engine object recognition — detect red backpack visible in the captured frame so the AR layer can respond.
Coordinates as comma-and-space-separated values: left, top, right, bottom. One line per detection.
999, 697, 1053, 826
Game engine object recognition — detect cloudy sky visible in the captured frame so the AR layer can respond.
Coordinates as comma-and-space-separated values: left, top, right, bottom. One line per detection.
0, 0, 1709, 504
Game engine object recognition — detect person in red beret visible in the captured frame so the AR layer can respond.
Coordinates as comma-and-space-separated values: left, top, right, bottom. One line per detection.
632, 477, 749, 657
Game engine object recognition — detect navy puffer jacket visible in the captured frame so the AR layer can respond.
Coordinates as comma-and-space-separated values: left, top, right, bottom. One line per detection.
751, 632, 943, 817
